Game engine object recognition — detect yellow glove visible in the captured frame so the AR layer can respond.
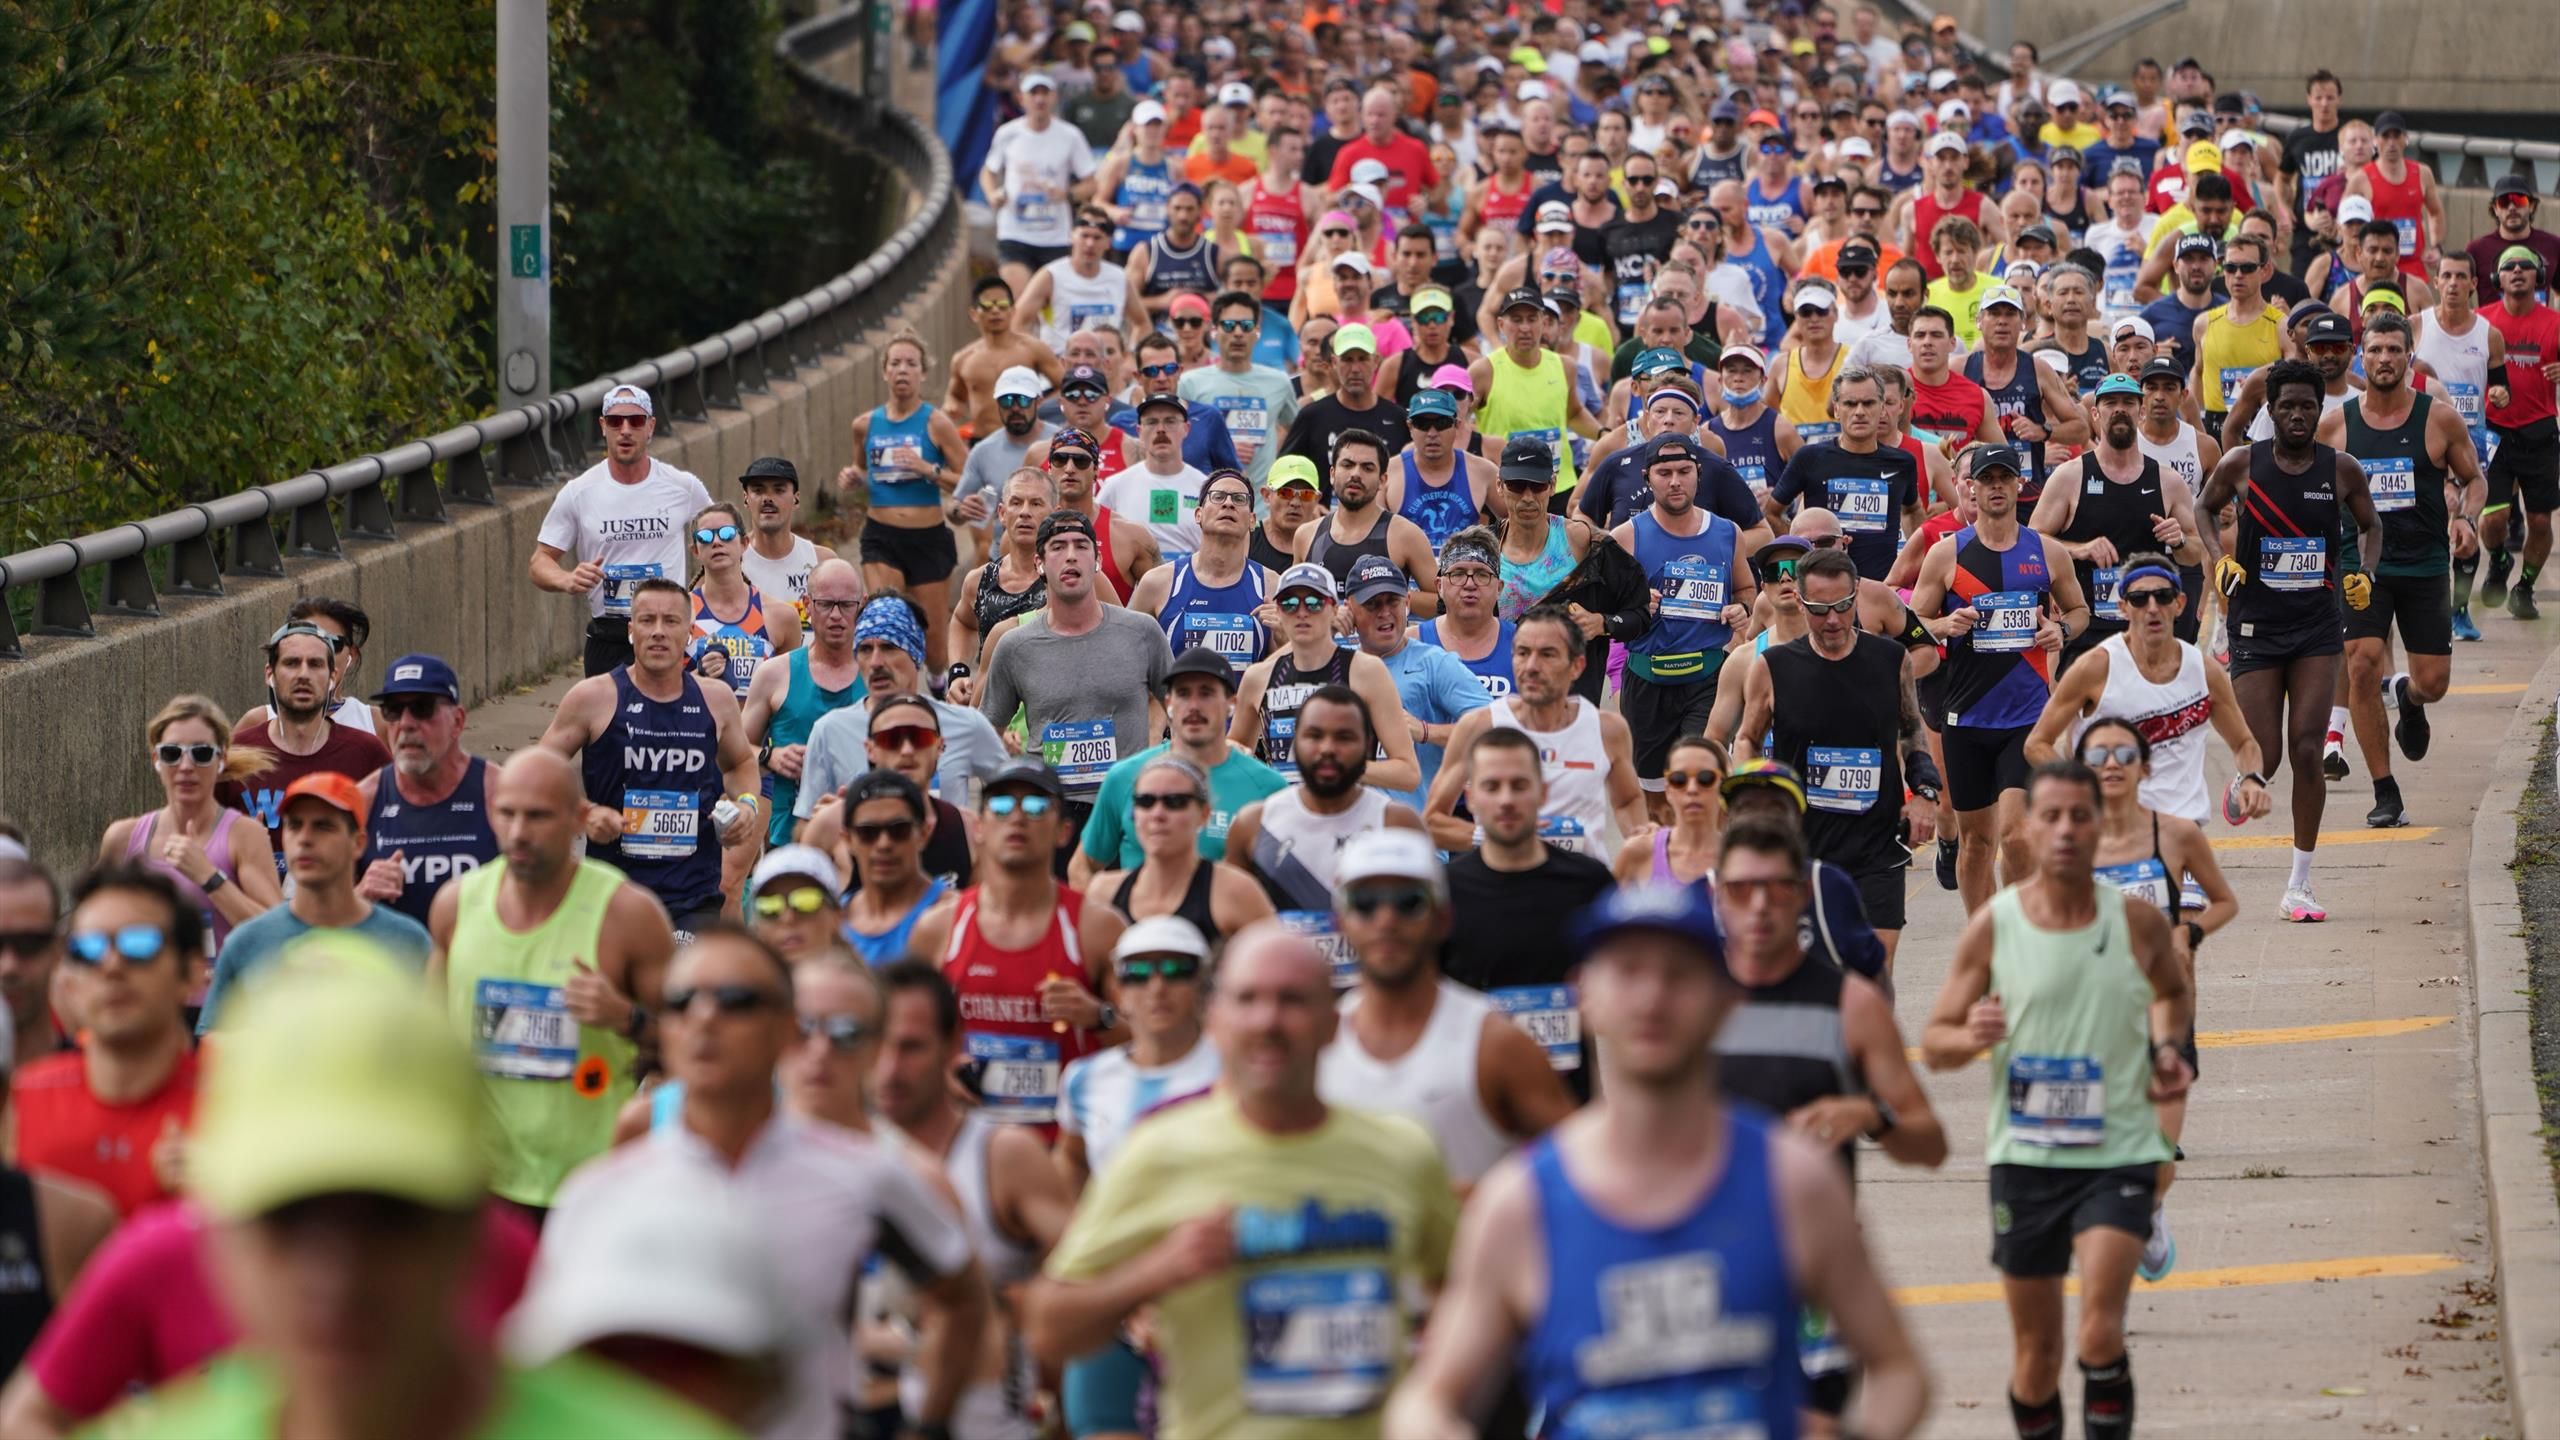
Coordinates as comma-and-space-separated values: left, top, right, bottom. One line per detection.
2342, 571, 2372, 610
2213, 555, 2247, 597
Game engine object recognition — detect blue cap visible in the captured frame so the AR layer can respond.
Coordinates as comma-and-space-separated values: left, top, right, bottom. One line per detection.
2093, 373, 2143, 400
1407, 388, 1459, 421
1568, 884, 1727, 971
1632, 346, 1689, 378
370, 654, 460, 704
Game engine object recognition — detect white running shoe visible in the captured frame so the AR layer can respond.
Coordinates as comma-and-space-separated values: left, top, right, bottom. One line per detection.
2276, 886, 2327, 923
2139, 1207, 2177, 1282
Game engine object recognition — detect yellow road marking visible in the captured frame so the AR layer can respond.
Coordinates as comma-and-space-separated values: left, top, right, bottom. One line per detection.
1911, 1015, 2452, 1063
2447, 682, 2527, 695
2215, 826, 2439, 850
1895, 1253, 2459, 1307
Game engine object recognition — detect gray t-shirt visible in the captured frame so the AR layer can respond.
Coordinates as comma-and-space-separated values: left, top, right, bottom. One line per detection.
1178, 363, 1300, 484
979, 607, 1173, 794
795, 697, 1011, 818
957, 421, 1055, 527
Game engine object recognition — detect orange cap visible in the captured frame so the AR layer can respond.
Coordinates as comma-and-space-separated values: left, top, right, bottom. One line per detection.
282, 772, 367, 825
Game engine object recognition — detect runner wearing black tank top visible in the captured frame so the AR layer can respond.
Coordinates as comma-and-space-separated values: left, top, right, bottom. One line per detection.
2030, 376, 2209, 667
1081, 755, 1275, 948
2197, 359, 2383, 923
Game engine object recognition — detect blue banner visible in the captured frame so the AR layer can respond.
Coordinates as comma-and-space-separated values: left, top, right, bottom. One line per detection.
937, 0, 1001, 201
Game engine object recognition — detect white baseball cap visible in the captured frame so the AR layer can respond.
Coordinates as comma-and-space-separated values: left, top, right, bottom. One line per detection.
1924, 129, 1967, 157
1111, 8, 1143, 30
1792, 285, 1836, 312
747, 844, 843, 907
601, 382, 654, 416
2047, 79, 2085, 108
1202, 35, 1236, 59
1719, 343, 1770, 371
1331, 250, 1373, 275
2111, 315, 2155, 340
504, 1158, 791, 1368
1333, 829, 1448, 902
1837, 136, 1874, 160
2216, 128, 2257, 151
1218, 80, 1255, 106
1578, 39, 1611, 63
1980, 284, 2025, 312
1654, 176, 1681, 199
994, 365, 1048, 402
1132, 99, 1167, 126
1346, 181, 1385, 209
1928, 67, 1959, 90
1020, 71, 1057, 93
1518, 78, 1551, 102
2337, 194, 2375, 224
1935, 98, 1971, 124
1112, 914, 1212, 964
1349, 158, 1391, 186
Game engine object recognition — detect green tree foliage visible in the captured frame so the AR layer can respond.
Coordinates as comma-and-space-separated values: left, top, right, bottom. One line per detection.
1, 0, 843, 555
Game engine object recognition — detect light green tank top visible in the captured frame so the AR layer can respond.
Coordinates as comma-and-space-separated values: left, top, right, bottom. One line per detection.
1983, 884, 2173, 1169
445, 858, 636, 1206
1480, 347, 1581, 493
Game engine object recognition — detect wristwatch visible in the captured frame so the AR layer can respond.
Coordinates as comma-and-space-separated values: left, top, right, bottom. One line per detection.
1094, 1002, 1121, 1031
1911, 783, 1941, 804
1865, 1095, 1898, 1137
201, 869, 228, 894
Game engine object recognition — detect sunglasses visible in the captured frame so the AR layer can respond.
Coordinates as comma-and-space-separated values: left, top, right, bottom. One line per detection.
1132, 791, 1201, 811
1414, 309, 1451, 325
1800, 594, 1857, 615
1142, 364, 1187, 383
1170, 317, 1206, 328
1343, 884, 1434, 919
869, 724, 940, 753
2081, 742, 2143, 767
1805, 534, 1847, 549
852, 816, 922, 845
1275, 594, 1332, 613
1500, 476, 1553, 492
1757, 558, 1800, 582
1410, 416, 1454, 432
65, 924, 166, 966
1664, 769, 1725, 790
1052, 452, 1099, 469
2120, 587, 2180, 609
1539, 269, 1577, 283
986, 793, 1056, 817
1216, 318, 1257, 333
1323, 228, 1354, 239
1719, 876, 1802, 903
996, 395, 1036, 408
975, 299, 1015, 313
0, 930, 53, 958
695, 525, 742, 544
1118, 955, 1204, 984
798, 1014, 872, 1051
378, 696, 445, 722
665, 984, 786, 1016
753, 888, 831, 918
602, 413, 651, 430
154, 742, 220, 766
2221, 261, 2263, 275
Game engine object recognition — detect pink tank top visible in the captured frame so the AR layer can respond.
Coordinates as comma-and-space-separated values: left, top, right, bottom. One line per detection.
124, 809, 245, 952
1651, 826, 1677, 883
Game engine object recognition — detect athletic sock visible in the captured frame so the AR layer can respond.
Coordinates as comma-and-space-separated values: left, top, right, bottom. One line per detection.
2009, 1390, 2066, 1440
2455, 552, 2479, 604
2326, 705, 2348, 741
2374, 775, 2401, 805
2289, 847, 2314, 891
2524, 561, 2543, 590
2082, 1357, 2136, 1440
2384, 671, 2410, 709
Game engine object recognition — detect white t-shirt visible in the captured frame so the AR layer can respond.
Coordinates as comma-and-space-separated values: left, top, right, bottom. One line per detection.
536, 458, 716, 619
1097, 460, 1208, 556
987, 118, 1098, 248
1831, 295, 1891, 349
740, 535, 821, 608
1707, 261, 1764, 330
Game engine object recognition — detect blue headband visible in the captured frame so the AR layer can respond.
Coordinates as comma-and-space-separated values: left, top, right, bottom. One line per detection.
2117, 564, 2181, 595
857, 596, 927, 669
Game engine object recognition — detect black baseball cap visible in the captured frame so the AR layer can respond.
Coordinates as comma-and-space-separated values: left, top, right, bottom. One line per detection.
2494, 172, 2536, 202
983, 756, 1066, 800
1499, 435, 1557, 481
2304, 312, 2355, 346
1973, 444, 2026, 479
1137, 392, 1188, 417
1646, 434, 1707, 469
2140, 356, 2187, 385
1059, 364, 1110, 397
1165, 645, 1241, 692
1499, 285, 1547, 315
2373, 110, 2408, 135
2174, 232, 2219, 259
1837, 240, 1879, 269
1035, 508, 1097, 550
740, 455, 800, 487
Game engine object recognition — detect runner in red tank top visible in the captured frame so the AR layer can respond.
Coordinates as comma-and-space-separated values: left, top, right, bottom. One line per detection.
1245, 147, 1311, 304
2349, 118, 2437, 281
1044, 427, 1143, 603
912, 758, 1127, 1141
1907, 137, 1990, 281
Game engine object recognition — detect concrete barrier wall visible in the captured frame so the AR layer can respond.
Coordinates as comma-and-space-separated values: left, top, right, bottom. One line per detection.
1939, 0, 2556, 116
0, 60, 970, 879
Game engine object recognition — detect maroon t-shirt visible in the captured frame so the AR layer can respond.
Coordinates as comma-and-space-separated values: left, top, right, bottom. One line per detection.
216, 719, 392, 877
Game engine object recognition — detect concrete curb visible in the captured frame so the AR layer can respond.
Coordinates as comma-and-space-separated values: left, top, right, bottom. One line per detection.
2463, 639, 2560, 1437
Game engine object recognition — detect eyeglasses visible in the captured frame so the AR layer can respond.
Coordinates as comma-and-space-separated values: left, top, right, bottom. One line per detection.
1275, 594, 1331, 613
753, 888, 831, 918
378, 696, 444, 722
1758, 558, 1800, 583
0, 930, 53, 958
850, 818, 920, 844
1141, 363, 1183, 378
2221, 261, 2263, 275
1200, 488, 1253, 509
986, 792, 1056, 817
65, 925, 166, 967
2081, 742, 2143, 768
1442, 567, 1496, 586
808, 597, 861, 614
665, 984, 786, 1017
695, 525, 741, 544
1799, 594, 1858, 615
2120, 587, 2180, 609
602, 413, 651, 430
1133, 791, 1201, 811
869, 724, 940, 752
798, 1014, 872, 1051
1664, 769, 1725, 790
1414, 309, 1451, 325
154, 742, 220, 767
1342, 884, 1435, 919
1117, 955, 1204, 984
1215, 318, 1257, 334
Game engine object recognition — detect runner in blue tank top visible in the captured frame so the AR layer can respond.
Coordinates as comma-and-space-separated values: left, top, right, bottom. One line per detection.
1392, 399, 1488, 552
1157, 556, 1272, 675
1707, 346, 1798, 503
1414, 528, 1516, 697
862, 400, 946, 511
1384, 881, 1929, 1440
358, 653, 499, 928
1108, 154, 1174, 258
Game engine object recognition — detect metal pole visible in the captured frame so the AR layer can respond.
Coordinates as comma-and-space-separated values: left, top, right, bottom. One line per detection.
496, 0, 551, 402
1983, 0, 2015, 54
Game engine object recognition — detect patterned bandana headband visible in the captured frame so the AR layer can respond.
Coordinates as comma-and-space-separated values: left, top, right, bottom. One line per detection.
857, 595, 927, 669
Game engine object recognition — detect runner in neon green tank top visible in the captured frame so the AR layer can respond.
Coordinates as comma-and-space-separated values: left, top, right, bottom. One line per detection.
1472, 288, 1599, 497
1922, 759, 2192, 1440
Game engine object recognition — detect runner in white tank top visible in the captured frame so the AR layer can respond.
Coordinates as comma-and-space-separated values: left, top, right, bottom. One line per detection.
1247, 785, 1393, 987
740, 533, 821, 609
2415, 304, 2492, 453
901, 1111, 1043, 1440
1037, 256, 1133, 350
2074, 633, 2214, 824
1318, 978, 1512, 1184
1486, 694, 1617, 857
2137, 419, 2204, 493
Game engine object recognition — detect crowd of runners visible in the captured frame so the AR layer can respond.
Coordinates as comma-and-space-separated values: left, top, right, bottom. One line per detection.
0, 1, 2552, 1437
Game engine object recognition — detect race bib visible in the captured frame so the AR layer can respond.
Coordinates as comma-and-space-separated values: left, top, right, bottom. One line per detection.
599, 562, 663, 617
2217, 365, 2253, 412
1828, 477, 1892, 533
2007, 1054, 2105, 1147
2365, 455, 2415, 513
967, 1032, 1060, 1123
1735, 459, 1768, 498
2090, 565, 2122, 621
1260, 229, 1298, 268
1492, 984, 1582, 1070
1974, 589, 2042, 652
2391, 215, 2417, 257
472, 979, 577, 1081
1617, 281, 1648, 327
620, 788, 700, 858
1795, 421, 1841, 445
1280, 910, 1356, 988
2258, 535, 2326, 591
1017, 192, 1062, 231
1179, 611, 1261, 666
1537, 813, 1593, 855
1068, 301, 1118, 333
1041, 719, 1118, 789
1658, 556, 1730, 621
2446, 380, 2483, 425
1264, 713, 1300, 777
1240, 1267, 1396, 1417
1215, 394, 1272, 461
2096, 856, 2175, 914
1805, 746, 1883, 814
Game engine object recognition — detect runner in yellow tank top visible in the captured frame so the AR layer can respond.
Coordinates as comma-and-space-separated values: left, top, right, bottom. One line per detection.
1472, 287, 1599, 495
1774, 282, 1846, 444
2191, 233, 2283, 424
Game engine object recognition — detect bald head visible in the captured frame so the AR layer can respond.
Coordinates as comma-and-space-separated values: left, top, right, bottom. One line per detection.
1791, 507, 1843, 544
499, 746, 582, 806
1209, 920, 1340, 1107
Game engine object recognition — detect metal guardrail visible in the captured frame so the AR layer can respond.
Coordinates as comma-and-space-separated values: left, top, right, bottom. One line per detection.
0, 6, 951, 659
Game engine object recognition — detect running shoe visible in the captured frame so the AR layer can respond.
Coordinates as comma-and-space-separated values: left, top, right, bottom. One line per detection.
1934, 835, 1959, 890
2394, 677, 2431, 761
2209, 615, 2229, 667
2320, 740, 2349, 782
2221, 773, 2253, 826
2276, 886, 2328, 922
2510, 584, 2539, 621
2366, 787, 2408, 829
2483, 550, 2514, 609
2138, 1208, 2177, 1283
2451, 608, 2482, 642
